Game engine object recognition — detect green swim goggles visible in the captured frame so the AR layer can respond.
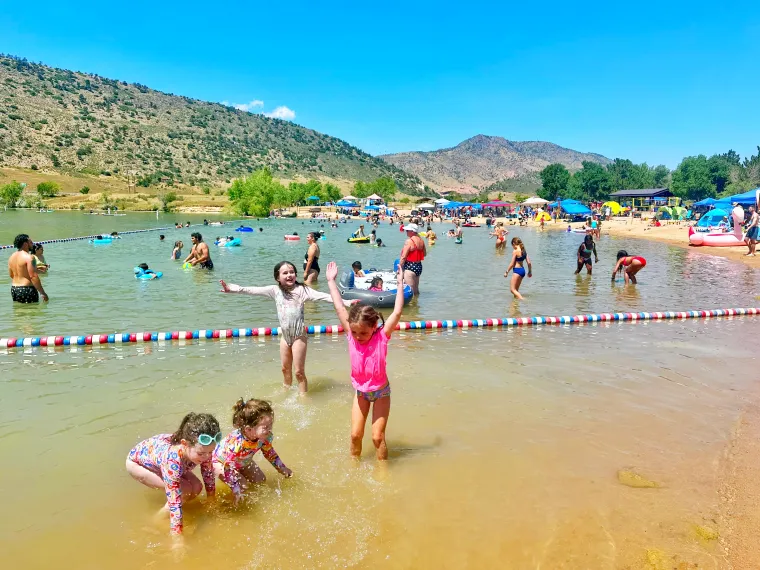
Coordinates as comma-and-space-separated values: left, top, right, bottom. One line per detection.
198, 432, 223, 446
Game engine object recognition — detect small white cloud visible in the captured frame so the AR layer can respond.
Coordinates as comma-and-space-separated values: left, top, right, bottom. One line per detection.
231, 99, 264, 112
264, 106, 296, 121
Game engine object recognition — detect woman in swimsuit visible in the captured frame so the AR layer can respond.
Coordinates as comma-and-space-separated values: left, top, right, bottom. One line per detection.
303, 232, 321, 286
220, 261, 353, 393
574, 234, 599, 275
611, 250, 646, 285
490, 222, 508, 250
426, 226, 437, 247
398, 223, 426, 296
504, 237, 532, 299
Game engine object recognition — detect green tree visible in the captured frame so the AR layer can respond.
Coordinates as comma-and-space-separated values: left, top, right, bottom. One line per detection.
36, 181, 60, 198
652, 165, 670, 188
671, 155, 714, 201
353, 181, 370, 199
368, 177, 397, 201
538, 164, 570, 200
707, 154, 732, 195
228, 169, 285, 216
514, 193, 528, 204
159, 191, 178, 212
323, 182, 342, 203
573, 161, 611, 201
606, 159, 654, 190
0, 181, 25, 208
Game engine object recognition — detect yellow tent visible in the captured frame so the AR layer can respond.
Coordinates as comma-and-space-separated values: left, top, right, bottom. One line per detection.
602, 201, 623, 215
534, 211, 551, 222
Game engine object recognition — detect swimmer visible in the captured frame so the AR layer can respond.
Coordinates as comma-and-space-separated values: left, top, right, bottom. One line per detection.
426, 225, 437, 247
574, 234, 599, 275
8, 234, 48, 303
170, 241, 184, 260
213, 398, 292, 505
110, 232, 121, 239
368, 277, 384, 291
160, 234, 165, 241
326, 261, 405, 460
352, 261, 365, 277
612, 250, 646, 285
504, 237, 532, 299
136, 263, 159, 280
369, 230, 376, 244
490, 222, 507, 250
183, 232, 213, 269
259, 228, 264, 232
374, 238, 386, 247
352, 224, 366, 238
220, 261, 354, 393
303, 232, 321, 286
31, 243, 49, 273
125, 412, 220, 541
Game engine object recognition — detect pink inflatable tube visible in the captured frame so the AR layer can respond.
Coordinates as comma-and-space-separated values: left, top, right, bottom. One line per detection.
689, 206, 746, 247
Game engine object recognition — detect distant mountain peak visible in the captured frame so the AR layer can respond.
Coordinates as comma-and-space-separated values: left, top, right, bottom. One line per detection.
380, 135, 610, 189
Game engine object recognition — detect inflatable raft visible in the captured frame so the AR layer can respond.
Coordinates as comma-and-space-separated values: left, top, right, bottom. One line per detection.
338, 271, 413, 308
134, 267, 162, 280
284, 234, 300, 241
689, 208, 746, 247
462, 223, 481, 228
90, 237, 112, 245
347, 236, 371, 244
235, 226, 254, 232
217, 238, 241, 247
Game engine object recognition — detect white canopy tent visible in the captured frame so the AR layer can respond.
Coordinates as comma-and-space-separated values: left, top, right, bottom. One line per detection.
343, 195, 357, 201
366, 193, 382, 200
434, 198, 450, 205
418, 203, 435, 210
522, 196, 549, 205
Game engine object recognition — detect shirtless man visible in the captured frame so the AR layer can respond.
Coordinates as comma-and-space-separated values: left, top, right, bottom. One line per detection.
8, 234, 48, 303
184, 232, 213, 269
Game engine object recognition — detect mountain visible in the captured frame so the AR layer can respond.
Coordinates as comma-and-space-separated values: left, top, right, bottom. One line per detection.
379, 134, 611, 189
0, 54, 424, 194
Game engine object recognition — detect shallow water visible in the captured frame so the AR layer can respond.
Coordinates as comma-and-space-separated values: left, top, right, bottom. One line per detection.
1, 211, 759, 568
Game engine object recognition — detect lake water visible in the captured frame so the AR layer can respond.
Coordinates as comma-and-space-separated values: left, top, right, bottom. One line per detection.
1, 210, 758, 568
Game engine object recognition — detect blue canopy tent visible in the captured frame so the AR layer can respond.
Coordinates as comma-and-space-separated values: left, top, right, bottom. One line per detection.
693, 197, 717, 207
548, 199, 581, 208
363, 205, 381, 211
560, 203, 592, 216
336, 199, 357, 207
696, 208, 728, 228
727, 188, 759, 206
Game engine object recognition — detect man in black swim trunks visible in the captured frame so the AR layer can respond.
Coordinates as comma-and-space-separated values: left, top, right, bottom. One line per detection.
184, 232, 213, 269
8, 234, 49, 303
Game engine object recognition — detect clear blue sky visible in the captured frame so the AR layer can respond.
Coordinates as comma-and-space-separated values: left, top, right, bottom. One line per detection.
2, 1, 759, 167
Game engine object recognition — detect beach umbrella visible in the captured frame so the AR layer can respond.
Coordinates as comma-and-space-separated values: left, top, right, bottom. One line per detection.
601, 201, 623, 214
522, 196, 549, 205
534, 211, 551, 221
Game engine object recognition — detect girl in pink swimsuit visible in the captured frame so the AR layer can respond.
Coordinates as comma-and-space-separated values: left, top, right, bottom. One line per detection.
126, 412, 221, 540
326, 261, 406, 460
213, 398, 292, 504
612, 250, 647, 285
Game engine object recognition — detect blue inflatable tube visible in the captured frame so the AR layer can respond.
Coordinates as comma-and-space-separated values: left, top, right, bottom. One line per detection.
223, 238, 241, 247
235, 227, 254, 232
90, 238, 113, 245
134, 267, 163, 280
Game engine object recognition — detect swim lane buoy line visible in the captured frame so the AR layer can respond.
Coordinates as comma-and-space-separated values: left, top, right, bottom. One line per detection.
2, 308, 759, 350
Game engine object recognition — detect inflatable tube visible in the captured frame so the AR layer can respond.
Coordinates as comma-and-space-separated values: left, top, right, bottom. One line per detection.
90, 238, 112, 245
689, 207, 746, 247
223, 238, 241, 247
284, 235, 301, 241
572, 228, 589, 234
337, 271, 413, 308
347, 236, 371, 244
235, 227, 254, 232
134, 267, 163, 280
462, 223, 481, 228
4, 307, 758, 350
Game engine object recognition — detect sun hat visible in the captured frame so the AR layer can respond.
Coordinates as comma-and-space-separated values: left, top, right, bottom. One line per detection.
405, 223, 419, 232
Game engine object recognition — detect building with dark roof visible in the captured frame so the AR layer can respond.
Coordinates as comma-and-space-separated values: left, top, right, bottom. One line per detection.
609, 188, 673, 199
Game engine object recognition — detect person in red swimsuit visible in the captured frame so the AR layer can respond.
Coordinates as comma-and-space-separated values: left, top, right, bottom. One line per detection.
398, 223, 426, 296
612, 250, 646, 284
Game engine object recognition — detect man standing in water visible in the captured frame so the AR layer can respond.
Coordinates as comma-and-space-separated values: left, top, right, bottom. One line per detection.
184, 232, 213, 269
8, 234, 49, 303
744, 205, 758, 257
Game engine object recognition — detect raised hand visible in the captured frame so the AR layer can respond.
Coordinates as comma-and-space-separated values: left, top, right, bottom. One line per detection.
326, 261, 339, 282
219, 279, 231, 292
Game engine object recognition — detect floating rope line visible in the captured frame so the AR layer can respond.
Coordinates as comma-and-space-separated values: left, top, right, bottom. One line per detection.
1, 307, 757, 350
0, 220, 250, 250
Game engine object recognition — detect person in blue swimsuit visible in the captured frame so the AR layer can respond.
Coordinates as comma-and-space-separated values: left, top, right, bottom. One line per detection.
574, 234, 599, 275
504, 237, 532, 299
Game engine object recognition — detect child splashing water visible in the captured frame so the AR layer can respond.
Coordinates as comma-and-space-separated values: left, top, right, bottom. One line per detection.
213, 398, 292, 504
326, 261, 405, 460
126, 413, 221, 540
504, 237, 532, 299
220, 261, 353, 394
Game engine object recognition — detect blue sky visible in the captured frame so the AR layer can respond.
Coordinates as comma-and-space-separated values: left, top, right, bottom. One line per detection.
1, 1, 759, 167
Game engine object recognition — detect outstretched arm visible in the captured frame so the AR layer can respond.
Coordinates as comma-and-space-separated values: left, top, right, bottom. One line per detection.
383, 270, 406, 337
326, 262, 351, 331
219, 280, 276, 298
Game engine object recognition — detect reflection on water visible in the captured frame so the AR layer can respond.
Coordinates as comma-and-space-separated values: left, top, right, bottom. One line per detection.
1, 212, 758, 568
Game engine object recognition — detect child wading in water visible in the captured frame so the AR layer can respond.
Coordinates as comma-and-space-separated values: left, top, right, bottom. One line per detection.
611, 250, 647, 284
220, 261, 353, 393
126, 412, 221, 541
504, 237, 532, 299
213, 398, 292, 504
326, 261, 405, 460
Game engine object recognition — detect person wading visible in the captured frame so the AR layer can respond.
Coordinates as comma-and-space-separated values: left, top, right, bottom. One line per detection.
8, 233, 49, 303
